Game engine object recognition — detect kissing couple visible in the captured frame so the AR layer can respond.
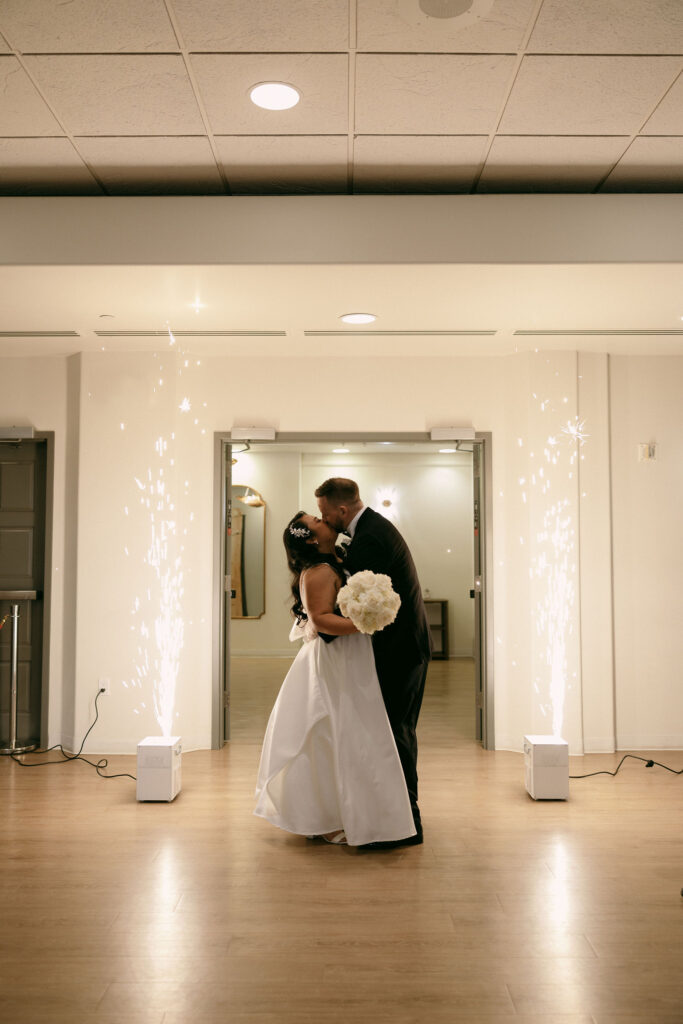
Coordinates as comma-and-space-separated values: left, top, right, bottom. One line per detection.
254, 477, 432, 849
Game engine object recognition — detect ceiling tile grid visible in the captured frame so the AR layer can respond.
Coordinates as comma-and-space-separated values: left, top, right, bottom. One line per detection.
171, 0, 349, 52
526, 0, 683, 55
354, 135, 488, 192
355, 54, 517, 135
498, 56, 683, 136
22, 55, 206, 136
214, 135, 348, 193
601, 136, 683, 191
0, 0, 680, 195
0, 0, 180, 53
74, 136, 225, 194
356, 0, 539, 53
0, 137, 102, 194
0, 56, 63, 136
478, 135, 631, 192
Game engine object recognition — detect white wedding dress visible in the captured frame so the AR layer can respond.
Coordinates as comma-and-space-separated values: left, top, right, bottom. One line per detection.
254, 601, 416, 847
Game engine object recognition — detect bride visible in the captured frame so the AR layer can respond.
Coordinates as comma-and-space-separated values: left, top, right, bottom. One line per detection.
254, 511, 417, 847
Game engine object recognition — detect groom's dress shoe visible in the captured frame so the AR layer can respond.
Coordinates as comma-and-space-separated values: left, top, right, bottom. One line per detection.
359, 831, 423, 851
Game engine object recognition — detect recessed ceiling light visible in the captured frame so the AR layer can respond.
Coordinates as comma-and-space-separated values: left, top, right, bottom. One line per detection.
340, 313, 376, 325
439, 448, 457, 453
333, 447, 350, 454
249, 82, 300, 110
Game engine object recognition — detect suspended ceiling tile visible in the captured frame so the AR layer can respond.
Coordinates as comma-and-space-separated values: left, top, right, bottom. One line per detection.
642, 73, 683, 135
24, 55, 205, 135
601, 137, 683, 191
477, 135, 629, 193
0, 56, 63, 135
528, 0, 683, 55
173, 0, 348, 51
354, 135, 487, 192
355, 54, 515, 134
357, 0, 538, 53
191, 54, 347, 135
500, 56, 683, 135
215, 135, 347, 194
0, 137, 102, 194
0, 0, 178, 53
75, 136, 225, 194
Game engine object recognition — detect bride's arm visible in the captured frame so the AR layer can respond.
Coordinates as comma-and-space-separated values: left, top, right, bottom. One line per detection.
301, 566, 358, 637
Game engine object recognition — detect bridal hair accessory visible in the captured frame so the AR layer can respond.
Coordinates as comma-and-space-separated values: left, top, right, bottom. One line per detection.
337, 571, 401, 635
289, 523, 311, 539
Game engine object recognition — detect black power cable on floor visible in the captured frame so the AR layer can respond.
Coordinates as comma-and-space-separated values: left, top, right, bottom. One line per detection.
8, 688, 136, 781
570, 753, 683, 779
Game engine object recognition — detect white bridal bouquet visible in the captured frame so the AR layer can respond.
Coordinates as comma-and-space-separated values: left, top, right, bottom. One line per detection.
337, 571, 401, 635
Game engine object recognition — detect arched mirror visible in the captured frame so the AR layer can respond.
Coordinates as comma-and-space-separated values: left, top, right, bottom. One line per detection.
230, 485, 266, 619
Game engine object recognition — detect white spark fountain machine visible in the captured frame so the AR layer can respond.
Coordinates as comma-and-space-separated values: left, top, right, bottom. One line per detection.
524, 734, 569, 800
136, 735, 182, 802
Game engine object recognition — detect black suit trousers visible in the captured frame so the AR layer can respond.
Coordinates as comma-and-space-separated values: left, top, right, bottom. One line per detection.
374, 652, 429, 832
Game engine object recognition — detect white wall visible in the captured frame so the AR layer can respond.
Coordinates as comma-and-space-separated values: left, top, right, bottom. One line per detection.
610, 356, 683, 749
2, 348, 681, 755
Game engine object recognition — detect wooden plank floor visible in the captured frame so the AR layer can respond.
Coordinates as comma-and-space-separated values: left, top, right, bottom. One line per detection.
1, 658, 682, 1023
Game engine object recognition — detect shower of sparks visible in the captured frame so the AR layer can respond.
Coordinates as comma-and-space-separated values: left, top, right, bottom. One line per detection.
523, 402, 588, 740
560, 416, 589, 446
129, 435, 185, 736
121, 341, 209, 734
531, 497, 575, 738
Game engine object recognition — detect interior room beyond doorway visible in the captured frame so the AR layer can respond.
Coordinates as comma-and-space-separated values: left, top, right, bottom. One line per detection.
227, 440, 476, 743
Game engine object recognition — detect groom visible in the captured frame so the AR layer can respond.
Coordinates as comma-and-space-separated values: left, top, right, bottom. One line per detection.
315, 477, 432, 847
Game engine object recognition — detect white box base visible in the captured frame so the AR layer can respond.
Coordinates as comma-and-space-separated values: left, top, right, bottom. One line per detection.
524, 735, 569, 800
136, 736, 182, 802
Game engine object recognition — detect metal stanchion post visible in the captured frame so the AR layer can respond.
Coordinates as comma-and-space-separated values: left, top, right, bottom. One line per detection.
0, 602, 38, 755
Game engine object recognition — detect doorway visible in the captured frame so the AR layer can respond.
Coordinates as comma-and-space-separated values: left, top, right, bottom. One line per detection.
0, 437, 52, 750
213, 433, 493, 750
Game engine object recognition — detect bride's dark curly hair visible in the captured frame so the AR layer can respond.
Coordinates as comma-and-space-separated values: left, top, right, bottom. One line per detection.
283, 512, 318, 621
283, 512, 343, 621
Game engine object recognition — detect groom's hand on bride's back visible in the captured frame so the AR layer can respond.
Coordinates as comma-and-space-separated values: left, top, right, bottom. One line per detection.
319, 608, 344, 644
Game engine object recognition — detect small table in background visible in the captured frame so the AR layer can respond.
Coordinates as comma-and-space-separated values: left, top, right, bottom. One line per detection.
424, 599, 449, 660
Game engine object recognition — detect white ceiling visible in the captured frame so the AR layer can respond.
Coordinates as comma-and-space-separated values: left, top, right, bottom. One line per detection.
2, 261, 682, 358
0, 0, 682, 196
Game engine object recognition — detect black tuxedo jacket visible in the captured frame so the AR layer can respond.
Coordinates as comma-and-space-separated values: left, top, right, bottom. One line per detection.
345, 507, 432, 674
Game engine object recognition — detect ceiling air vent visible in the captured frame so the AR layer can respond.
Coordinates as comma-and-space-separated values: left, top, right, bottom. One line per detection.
514, 329, 683, 337
94, 330, 286, 338
304, 329, 497, 337
94, 329, 286, 337
0, 331, 80, 338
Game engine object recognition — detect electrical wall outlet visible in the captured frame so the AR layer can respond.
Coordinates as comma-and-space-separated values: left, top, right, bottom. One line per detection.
99, 677, 110, 696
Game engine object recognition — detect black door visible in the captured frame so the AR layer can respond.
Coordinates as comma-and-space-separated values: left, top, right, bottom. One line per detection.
0, 440, 46, 747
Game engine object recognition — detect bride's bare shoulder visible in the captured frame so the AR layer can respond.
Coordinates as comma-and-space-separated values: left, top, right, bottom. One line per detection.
301, 563, 341, 589
301, 563, 337, 580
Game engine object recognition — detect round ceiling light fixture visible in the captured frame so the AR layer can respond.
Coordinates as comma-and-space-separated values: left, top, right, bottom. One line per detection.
419, 0, 474, 16
249, 82, 300, 110
340, 312, 376, 325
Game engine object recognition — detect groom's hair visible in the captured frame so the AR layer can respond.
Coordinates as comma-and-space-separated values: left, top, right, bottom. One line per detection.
315, 477, 360, 505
